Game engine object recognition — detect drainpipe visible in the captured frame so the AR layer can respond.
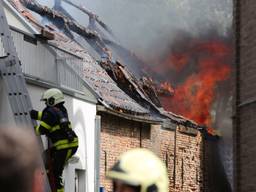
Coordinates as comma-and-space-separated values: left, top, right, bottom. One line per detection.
95, 115, 101, 192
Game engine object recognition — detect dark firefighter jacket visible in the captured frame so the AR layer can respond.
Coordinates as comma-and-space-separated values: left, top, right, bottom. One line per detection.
31, 104, 78, 150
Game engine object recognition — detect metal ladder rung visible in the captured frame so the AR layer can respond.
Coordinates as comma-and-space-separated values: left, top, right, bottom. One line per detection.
1, 67, 31, 123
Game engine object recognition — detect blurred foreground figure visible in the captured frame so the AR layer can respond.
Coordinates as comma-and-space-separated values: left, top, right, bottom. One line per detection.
0, 127, 43, 192
107, 148, 169, 192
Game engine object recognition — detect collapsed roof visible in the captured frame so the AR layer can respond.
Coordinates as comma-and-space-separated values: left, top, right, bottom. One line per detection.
7, 0, 204, 129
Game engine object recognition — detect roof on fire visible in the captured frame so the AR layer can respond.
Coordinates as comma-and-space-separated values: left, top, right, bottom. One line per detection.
4, 0, 202, 128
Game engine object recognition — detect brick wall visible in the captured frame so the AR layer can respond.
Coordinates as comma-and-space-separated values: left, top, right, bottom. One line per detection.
234, 0, 256, 191
99, 113, 203, 192
171, 127, 203, 192
99, 113, 150, 192
150, 125, 203, 192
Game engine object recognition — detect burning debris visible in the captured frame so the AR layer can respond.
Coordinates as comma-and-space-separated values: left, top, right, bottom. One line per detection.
139, 76, 162, 107
99, 59, 163, 109
157, 82, 174, 96
98, 57, 206, 131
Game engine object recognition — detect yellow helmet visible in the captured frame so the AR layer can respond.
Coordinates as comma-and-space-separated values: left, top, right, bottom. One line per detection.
41, 88, 65, 106
107, 148, 169, 192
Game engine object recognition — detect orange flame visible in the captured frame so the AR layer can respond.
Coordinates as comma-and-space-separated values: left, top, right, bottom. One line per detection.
166, 53, 189, 72
160, 40, 232, 127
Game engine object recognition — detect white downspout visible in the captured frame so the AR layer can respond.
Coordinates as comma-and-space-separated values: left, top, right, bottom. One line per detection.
94, 115, 101, 192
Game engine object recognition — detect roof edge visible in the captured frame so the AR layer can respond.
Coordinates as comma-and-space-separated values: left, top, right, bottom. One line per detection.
25, 74, 98, 104
97, 105, 162, 124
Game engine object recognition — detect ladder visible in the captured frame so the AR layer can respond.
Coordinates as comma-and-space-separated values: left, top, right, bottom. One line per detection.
0, 2, 51, 192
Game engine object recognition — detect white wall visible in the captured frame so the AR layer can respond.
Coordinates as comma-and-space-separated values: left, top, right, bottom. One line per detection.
28, 84, 97, 192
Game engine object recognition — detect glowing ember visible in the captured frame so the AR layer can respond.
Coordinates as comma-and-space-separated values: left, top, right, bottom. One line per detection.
159, 40, 232, 127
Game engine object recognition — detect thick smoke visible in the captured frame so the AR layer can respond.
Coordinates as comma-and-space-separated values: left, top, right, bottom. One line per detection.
38, 0, 232, 62
83, 0, 232, 60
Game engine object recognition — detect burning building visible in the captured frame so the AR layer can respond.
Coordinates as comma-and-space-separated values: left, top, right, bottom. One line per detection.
155, 34, 233, 192
0, 0, 234, 192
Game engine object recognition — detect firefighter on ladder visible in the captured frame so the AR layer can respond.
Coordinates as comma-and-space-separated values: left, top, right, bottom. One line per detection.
30, 88, 79, 192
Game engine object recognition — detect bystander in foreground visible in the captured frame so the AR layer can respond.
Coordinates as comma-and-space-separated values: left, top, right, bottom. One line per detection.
0, 127, 44, 192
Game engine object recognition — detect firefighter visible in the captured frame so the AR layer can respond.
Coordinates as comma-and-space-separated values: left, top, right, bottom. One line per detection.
30, 88, 78, 192
107, 148, 169, 192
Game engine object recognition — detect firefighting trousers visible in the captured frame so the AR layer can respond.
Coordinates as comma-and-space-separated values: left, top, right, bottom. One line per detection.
45, 147, 78, 189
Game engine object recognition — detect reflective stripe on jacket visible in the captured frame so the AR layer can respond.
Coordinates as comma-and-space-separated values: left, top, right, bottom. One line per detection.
34, 104, 78, 150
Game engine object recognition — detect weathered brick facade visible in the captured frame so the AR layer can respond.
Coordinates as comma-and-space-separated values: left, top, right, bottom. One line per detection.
99, 113, 203, 192
99, 113, 151, 192
234, 0, 256, 191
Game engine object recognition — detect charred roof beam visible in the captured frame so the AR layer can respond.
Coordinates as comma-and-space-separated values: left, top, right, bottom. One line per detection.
20, 0, 96, 38
59, 0, 114, 36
